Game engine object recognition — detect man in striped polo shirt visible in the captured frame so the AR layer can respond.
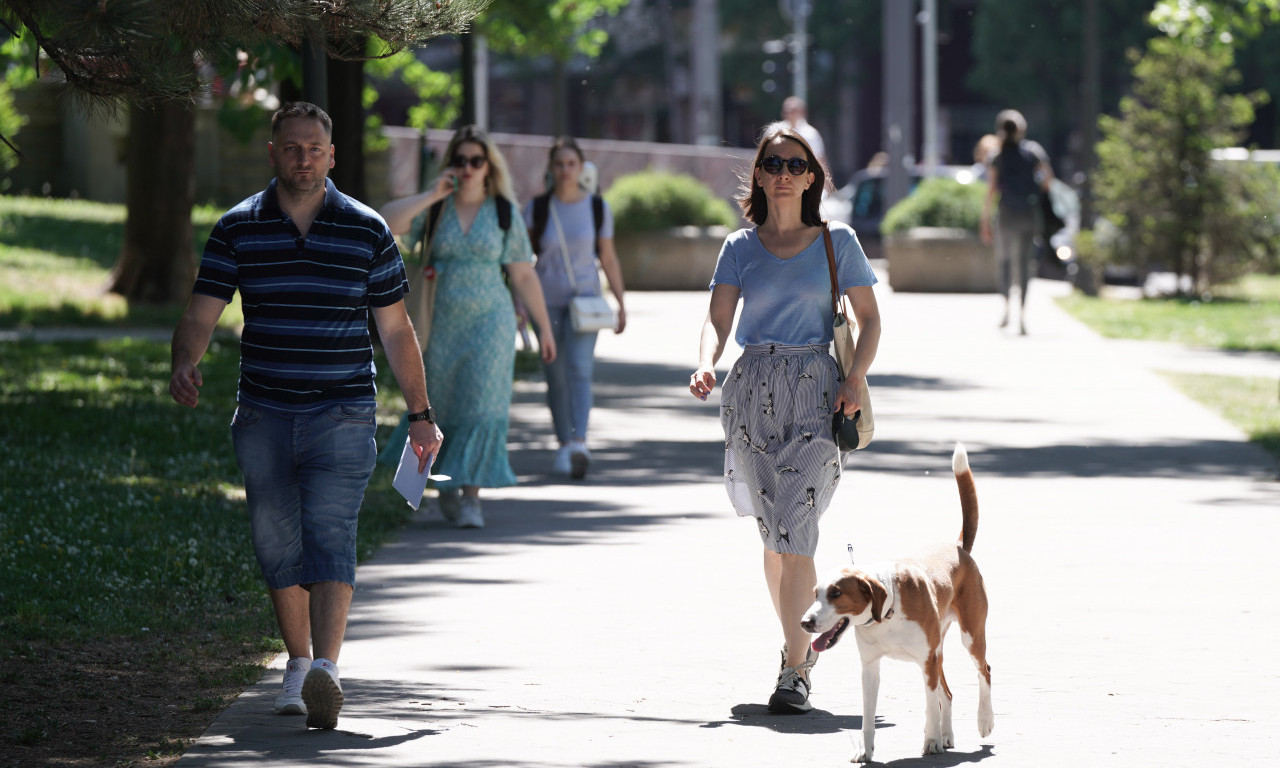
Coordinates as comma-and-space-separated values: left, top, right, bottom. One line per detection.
169, 102, 442, 730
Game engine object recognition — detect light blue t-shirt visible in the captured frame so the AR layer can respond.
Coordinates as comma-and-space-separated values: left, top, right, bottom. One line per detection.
522, 195, 615, 308
709, 222, 876, 347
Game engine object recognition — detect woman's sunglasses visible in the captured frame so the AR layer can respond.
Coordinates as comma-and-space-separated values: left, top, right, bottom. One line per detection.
450, 154, 488, 169
759, 155, 809, 176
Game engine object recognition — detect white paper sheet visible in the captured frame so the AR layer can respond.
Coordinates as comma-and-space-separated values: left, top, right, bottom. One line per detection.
391, 437, 448, 509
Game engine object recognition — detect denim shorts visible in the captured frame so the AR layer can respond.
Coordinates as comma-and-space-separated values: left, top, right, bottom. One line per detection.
231, 403, 377, 589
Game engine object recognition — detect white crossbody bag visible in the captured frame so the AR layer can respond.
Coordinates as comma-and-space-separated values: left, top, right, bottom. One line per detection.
550, 200, 615, 333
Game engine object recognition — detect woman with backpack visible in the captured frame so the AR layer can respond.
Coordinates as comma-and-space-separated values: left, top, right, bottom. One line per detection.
980, 109, 1054, 335
381, 125, 557, 529
523, 137, 627, 480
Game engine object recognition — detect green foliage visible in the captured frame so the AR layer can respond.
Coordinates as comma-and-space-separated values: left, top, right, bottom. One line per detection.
480, 0, 630, 61
1151, 0, 1280, 45
0, 29, 38, 175
1092, 35, 1274, 292
604, 170, 739, 233
367, 48, 460, 132
881, 178, 986, 235
0, 0, 491, 107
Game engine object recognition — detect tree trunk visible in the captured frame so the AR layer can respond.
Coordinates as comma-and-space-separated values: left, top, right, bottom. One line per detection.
109, 100, 197, 304
328, 57, 366, 202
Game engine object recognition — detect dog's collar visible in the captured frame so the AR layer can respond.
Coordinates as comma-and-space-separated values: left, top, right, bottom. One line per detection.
862, 569, 896, 625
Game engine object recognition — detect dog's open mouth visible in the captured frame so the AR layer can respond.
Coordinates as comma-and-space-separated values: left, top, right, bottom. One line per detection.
810, 616, 850, 653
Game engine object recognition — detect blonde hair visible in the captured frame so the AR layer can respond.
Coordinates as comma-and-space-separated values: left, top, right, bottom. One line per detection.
439, 125, 518, 205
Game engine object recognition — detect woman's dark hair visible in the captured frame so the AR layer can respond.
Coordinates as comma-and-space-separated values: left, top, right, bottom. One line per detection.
736, 121, 826, 227
995, 109, 1026, 148
547, 135, 585, 168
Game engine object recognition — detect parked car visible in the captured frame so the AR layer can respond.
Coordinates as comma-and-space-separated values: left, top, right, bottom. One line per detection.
824, 164, 978, 259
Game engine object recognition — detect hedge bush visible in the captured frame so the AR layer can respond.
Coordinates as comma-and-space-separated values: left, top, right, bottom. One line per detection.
881, 177, 985, 235
604, 170, 739, 233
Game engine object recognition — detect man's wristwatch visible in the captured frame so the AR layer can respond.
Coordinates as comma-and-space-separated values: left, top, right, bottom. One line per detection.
407, 406, 436, 424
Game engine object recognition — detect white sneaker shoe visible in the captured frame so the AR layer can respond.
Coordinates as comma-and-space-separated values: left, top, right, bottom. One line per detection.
551, 445, 573, 476
456, 497, 484, 529
437, 488, 461, 522
302, 659, 343, 730
273, 656, 309, 715
569, 442, 591, 480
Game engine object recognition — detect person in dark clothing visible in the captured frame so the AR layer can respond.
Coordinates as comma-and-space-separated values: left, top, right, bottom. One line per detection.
979, 109, 1054, 335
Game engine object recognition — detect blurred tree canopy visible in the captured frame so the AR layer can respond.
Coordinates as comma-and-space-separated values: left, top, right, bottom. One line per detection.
0, 0, 489, 304
1092, 35, 1279, 292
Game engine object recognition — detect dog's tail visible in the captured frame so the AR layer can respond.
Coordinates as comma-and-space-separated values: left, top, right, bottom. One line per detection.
953, 442, 978, 553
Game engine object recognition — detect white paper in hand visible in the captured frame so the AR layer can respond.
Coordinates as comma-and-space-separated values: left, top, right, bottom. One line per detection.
392, 437, 434, 509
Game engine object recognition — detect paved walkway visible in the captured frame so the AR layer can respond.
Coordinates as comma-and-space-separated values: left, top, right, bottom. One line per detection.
173, 279, 1279, 767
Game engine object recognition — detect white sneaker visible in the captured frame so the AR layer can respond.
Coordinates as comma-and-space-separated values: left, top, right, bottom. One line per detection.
302, 659, 343, 730
569, 442, 591, 480
456, 497, 484, 529
273, 656, 309, 715
551, 445, 573, 476
437, 488, 461, 522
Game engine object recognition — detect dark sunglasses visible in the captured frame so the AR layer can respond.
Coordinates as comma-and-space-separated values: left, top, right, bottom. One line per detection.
450, 154, 488, 169
759, 155, 809, 176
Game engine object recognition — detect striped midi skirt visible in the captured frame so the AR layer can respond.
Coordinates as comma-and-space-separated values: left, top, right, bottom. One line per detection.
719, 343, 845, 556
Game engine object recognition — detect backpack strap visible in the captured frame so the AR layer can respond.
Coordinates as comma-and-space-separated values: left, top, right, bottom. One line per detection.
530, 193, 552, 256
495, 195, 512, 231
529, 192, 603, 257
591, 194, 604, 258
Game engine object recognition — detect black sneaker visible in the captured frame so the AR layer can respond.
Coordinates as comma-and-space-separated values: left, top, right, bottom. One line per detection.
767, 647, 817, 714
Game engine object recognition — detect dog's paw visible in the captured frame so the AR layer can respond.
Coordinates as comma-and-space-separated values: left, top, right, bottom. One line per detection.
849, 736, 873, 763
978, 714, 994, 738
942, 730, 955, 749
978, 702, 994, 738
922, 737, 946, 756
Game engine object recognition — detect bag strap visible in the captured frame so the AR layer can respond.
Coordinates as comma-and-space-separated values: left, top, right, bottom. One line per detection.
530, 193, 551, 256
549, 201, 580, 295
822, 224, 851, 325
591, 194, 604, 257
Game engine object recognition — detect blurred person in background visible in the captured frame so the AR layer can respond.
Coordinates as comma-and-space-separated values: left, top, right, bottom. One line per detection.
980, 109, 1053, 335
381, 125, 556, 529
524, 136, 627, 480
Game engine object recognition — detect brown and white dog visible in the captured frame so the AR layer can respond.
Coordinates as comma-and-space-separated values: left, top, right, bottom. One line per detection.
800, 443, 992, 762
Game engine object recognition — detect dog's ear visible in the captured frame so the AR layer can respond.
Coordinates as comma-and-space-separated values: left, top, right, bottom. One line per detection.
866, 577, 889, 623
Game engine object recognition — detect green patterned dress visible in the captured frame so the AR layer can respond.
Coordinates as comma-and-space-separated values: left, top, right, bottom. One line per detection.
410, 196, 532, 490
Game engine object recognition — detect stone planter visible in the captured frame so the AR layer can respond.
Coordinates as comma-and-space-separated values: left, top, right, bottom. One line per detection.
615, 225, 730, 291
885, 227, 996, 293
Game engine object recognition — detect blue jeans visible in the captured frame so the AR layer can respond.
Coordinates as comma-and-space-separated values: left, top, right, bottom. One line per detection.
231, 403, 376, 589
543, 304, 599, 444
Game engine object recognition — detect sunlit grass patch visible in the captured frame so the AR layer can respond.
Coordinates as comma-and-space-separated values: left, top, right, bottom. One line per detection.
1057, 273, 1280, 353
0, 195, 239, 330
1161, 372, 1280, 466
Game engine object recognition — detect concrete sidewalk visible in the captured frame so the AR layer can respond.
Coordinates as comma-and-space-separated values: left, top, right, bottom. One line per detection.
175, 280, 1279, 768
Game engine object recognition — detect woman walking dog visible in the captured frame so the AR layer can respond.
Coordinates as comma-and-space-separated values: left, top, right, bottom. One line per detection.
689, 122, 881, 713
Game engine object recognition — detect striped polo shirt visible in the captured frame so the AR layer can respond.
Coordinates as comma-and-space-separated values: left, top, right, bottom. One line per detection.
193, 178, 409, 414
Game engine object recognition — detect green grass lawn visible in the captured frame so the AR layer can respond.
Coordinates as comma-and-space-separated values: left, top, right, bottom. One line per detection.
1056, 274, 1280, 467
0, 195, 241, 329
1055, 274, 1280, 353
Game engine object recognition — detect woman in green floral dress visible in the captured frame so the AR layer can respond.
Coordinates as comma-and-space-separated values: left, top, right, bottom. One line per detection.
382, 126, 556, 529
